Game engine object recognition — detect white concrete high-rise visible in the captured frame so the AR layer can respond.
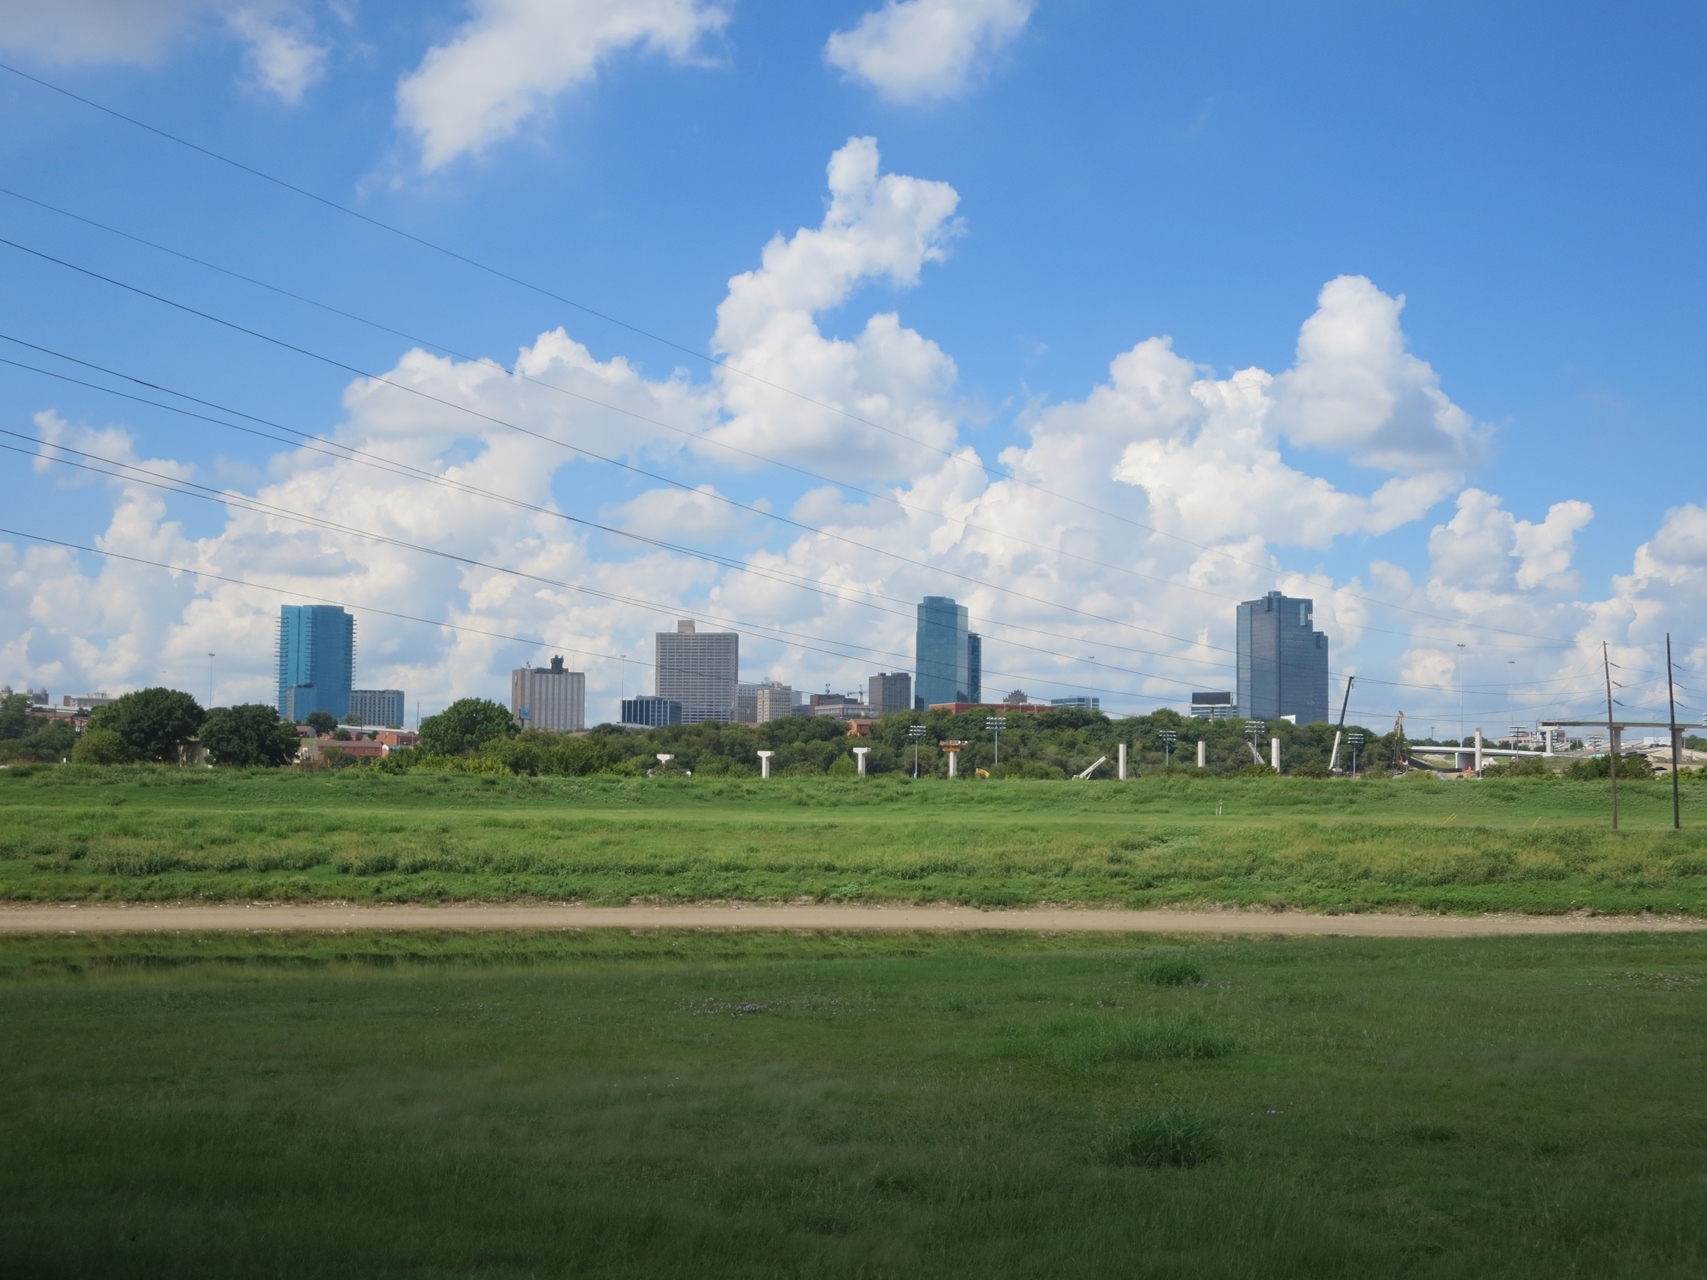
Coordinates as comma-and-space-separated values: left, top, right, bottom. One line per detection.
511, 656, 586, 732
655, 620, 739, 724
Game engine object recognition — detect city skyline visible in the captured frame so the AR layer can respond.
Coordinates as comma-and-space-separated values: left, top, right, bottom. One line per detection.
1, 3, 1702, 734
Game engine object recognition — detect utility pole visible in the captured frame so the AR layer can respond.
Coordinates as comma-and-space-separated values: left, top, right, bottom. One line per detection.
1456, 642, 1467, 743
1668, 633, 1682, 830
206, 652, 215, 709
1603, 641, 1618, 832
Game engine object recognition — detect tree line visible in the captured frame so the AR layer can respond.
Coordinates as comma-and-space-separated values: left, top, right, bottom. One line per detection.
6, 688, 1693, 779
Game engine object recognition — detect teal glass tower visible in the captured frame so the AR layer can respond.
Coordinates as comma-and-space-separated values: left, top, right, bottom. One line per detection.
276, 605, 355, 722
915, 596, 971, 708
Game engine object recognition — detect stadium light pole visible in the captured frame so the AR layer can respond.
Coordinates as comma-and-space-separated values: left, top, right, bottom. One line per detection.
909, 724, 926, 779
1159, 729, 1176, 768
1348, 732, 1364, 779
986, 715, 1006, 768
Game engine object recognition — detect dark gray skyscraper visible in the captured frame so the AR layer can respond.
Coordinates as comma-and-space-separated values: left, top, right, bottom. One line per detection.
966, 632, 982, 704
1236, 591, 1329, 724
915, 596, 970, 707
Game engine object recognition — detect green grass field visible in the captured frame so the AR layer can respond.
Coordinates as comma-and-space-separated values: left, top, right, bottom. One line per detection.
3, 766, 1705, 914
3, 927, 1705, 1277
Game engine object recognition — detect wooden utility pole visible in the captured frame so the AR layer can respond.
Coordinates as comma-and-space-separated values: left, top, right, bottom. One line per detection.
1603, 642, 1618, 832
1668, 633, 1682, 830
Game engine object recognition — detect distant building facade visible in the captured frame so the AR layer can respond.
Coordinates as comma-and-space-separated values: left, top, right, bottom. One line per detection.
915, 596, 972, 709
622, 696, 682, 728
754, 682, 794, 724
1189, 691, 1237, 720
348, 689, 406, 728
276, 604, 355, 722
1050, 696, 1100, 713
967, 633, 982, 705
655, 620, 738, 724
867, 672, 912, 717
510, 657, 584, 732
1236, 592, 1329, 724
736, 683, 762, 724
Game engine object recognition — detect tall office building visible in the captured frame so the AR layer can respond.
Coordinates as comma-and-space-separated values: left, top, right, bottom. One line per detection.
276, 605, 355, 722
348, 689, 405, 728
915, 596, 971, 708
867, 672, 912, 717
967, 633, 982, 704
511, 656, 585, 732
755, 682, 794, 724
655, 619, 738, 723
1236, 591, 1330, 724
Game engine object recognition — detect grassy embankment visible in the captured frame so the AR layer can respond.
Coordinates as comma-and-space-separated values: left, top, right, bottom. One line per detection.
3, 765, 1705, 913
3, 928, 1705, 1276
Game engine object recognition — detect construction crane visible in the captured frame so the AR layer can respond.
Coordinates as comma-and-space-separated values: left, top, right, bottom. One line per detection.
1327, 676, 1356, 774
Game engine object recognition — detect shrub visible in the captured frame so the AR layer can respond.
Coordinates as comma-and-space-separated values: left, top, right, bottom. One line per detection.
1139, 956, 1204, 986
71, 728, 131, 765
1566, 753, 1653, 781
1098, 1014, 1234, 1062
1095, 1108, 1220, 1168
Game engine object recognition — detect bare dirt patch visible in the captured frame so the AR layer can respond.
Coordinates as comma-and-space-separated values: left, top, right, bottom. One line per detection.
2, 903, 1704, 936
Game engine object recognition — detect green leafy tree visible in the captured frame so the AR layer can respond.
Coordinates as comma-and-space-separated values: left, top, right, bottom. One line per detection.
305, 711, 338, 736
85, 688, 205, 763
201, 704, 301, 768
0, 717, 77, 763
71, 727, 131, 764
419, 698, 518, 756
0, 693, 31, 740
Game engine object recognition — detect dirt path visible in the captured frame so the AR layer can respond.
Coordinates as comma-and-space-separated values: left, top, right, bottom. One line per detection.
1, 903, 1703, 937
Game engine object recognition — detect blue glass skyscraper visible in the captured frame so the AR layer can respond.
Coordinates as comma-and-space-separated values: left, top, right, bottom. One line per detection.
276, 605, 355, 722
915, 596, 971, 708
1236, 591, 1329, 724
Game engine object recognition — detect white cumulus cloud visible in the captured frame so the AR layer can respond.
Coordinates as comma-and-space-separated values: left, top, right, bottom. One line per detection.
709, 136, 964, 480
1271, 275, 1487, 474
227, 5, 327, 103
7, 138, 1701, 732
826, 0, 1035, 103
0, 0, 326, 104
396, 0, 729, 171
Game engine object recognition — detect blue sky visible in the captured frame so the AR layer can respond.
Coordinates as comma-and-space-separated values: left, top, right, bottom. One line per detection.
2, 0, 1703, 732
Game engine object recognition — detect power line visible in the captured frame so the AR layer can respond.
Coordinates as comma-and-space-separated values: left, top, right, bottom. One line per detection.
0, 519, 1212, 712
0, 72, 1597, 646
1, 237, 1330, 657
0, 341, 1271, 686
5, 343, 1607, 705
13, 425, 1635, 716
